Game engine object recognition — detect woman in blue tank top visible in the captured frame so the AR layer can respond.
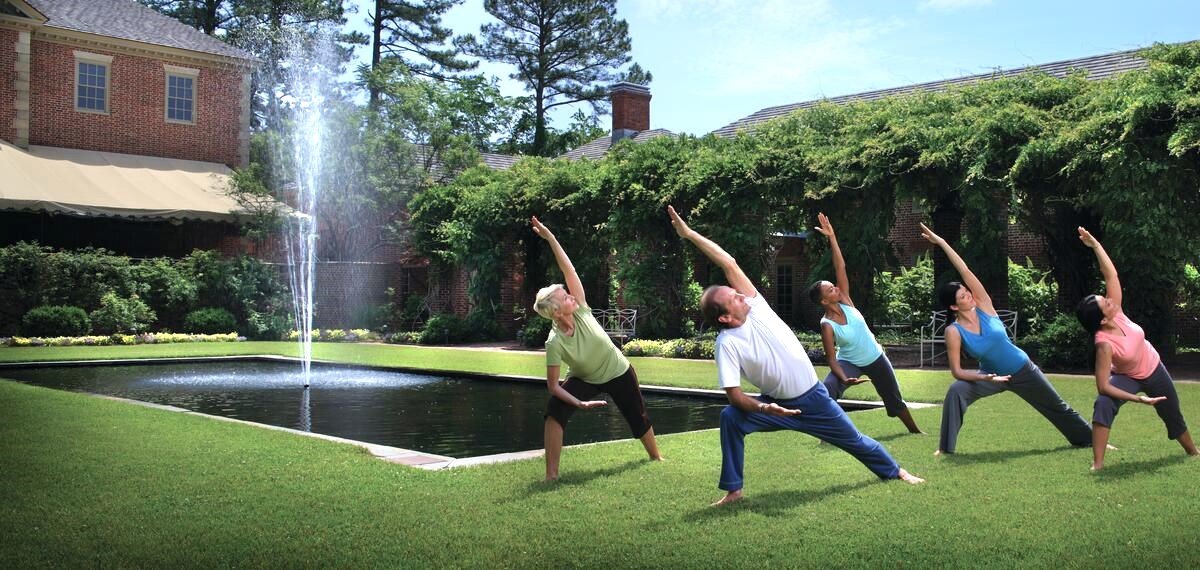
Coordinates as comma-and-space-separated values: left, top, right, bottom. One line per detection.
810, 213, 922, 434
920, 223, 1092, 455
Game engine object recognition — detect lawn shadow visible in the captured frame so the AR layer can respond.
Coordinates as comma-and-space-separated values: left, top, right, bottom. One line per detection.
1092, 453, 1192, 481
870, 431, 929, 444
503, 458, 649, 502
938, 445, 1082, 465
679, 479, 876, 521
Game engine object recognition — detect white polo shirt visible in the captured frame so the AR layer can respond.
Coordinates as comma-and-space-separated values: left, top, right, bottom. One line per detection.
715, 294, 819, 399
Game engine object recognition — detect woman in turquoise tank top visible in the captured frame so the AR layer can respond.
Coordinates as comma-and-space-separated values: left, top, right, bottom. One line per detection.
920, 223, 1092, 455
810, 213, 922, 434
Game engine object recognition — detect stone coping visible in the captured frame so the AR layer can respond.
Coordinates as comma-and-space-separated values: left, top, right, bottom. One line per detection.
0, 355, 935, 470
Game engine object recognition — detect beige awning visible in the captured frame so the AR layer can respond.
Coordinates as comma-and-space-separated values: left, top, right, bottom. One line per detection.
0, 140, 251, 222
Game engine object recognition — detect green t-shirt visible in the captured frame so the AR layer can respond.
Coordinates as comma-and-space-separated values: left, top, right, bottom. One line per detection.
544, 305, 630, 384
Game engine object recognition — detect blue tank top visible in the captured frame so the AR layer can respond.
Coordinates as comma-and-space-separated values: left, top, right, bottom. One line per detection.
951, 308, 1028, 375
820, 304, 883, 366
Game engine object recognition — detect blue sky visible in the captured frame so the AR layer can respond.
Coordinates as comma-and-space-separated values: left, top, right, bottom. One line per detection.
345, 0, 1200, 136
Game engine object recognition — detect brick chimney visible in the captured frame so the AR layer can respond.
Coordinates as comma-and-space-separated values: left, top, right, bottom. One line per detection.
610, 82, 650, 143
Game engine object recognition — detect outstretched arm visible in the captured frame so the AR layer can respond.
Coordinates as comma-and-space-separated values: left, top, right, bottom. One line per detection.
946, 327, 1010, 383
532, 216, 586, 306
1093, 344, 1164, 405
813, 212, 853, 306
919, 222, 994, 314
724, 387, 801, 416
545, 366, 607, 409
821, 324, 867, 385
1078, 227, 1122, 311
669, 206, 758, 298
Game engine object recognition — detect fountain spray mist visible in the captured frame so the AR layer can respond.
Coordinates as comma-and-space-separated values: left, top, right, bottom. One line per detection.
266, 25, 340, 391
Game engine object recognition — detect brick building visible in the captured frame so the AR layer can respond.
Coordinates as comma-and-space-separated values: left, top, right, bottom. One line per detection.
0, 0, 257, 257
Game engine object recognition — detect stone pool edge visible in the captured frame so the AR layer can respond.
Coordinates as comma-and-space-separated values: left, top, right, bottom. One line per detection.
0, 355, 937, 471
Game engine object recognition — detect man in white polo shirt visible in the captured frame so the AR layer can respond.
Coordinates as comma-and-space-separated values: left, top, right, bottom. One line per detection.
669, 206, 925, 506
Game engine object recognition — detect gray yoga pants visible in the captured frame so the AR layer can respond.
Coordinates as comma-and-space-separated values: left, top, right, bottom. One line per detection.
1093, 362, 1188, 440
821, 354, 908, 417
938, 360, 1092, 453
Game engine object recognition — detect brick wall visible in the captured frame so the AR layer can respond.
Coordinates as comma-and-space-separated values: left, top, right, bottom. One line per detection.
612, 89, 650, 131
0, 27, 16, 143
28, 40, 243, 167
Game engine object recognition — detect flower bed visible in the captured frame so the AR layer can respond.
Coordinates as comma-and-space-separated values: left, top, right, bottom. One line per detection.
3, 332, 242, 347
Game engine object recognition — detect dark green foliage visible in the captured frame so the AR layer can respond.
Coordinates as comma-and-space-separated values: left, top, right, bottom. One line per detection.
462, 310, 503, 342
870, 255, 935, 328
90, 293, 156, 335
348, 303, 390, 331
1007, 258, 1058, 336
183, 308, 239, 334
418, 313, 466, 344
130, 259, 198, 331
1024, 313, 1093, 371
517, 317, 551, 348
21, 306, 91, 337
0, 242, 50, 335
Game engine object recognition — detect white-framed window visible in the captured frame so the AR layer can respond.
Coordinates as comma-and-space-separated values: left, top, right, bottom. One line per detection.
74, 51, 113, 114
164, 65, 199, 124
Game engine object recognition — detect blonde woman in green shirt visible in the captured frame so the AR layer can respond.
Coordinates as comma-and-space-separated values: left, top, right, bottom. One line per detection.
532, 216, 662, 481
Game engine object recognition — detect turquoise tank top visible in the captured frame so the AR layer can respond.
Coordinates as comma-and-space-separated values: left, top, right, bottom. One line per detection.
820, 304, 884, 367
951, 308, 1028, 375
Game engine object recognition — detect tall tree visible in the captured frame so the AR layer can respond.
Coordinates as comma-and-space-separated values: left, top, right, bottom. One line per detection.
366, 0, 475, 104
137, 0, 235, 34
458, 0, 644, 157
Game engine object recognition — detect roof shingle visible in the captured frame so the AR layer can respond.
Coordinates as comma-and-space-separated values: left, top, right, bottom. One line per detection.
561, 128, 675, 160
26, 0, 255, 62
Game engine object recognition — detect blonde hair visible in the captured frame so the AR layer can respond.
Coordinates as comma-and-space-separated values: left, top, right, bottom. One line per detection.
533, 284, 565, 319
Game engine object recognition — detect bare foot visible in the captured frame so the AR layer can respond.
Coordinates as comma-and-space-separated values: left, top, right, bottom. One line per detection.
909, 429, 927, 435
898, 468, 925, 484
1090, 463, 1103, 472
1106, 444, 1118, 450
711, 490, 743, 507
933, 449, 944, 457
544, 474, 559, 482
650, 455, 665, 461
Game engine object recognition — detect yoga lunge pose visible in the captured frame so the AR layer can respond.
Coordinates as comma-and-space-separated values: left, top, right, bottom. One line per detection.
671, 206, 924, 507
532, 216, 662, 481
810, 213, 923, 434
920, 222, 1093, 455
1074, 227, 1198, 471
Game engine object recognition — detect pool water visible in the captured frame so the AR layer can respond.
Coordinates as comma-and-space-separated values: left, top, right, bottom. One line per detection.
2, 361, 727, 458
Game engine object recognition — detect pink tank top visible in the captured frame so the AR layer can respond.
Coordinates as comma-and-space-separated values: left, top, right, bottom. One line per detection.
1094, 312, 1160, 380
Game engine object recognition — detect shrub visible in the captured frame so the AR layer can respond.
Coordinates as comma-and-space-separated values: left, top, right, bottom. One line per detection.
349, 303, 390, 331
870, 254, 934, 328
660, 338, 715, 359
183, 308, 238, 334
462, 310, 503, 342
130, 258, 197, 330
1008, 258, 1058, 336
1024, 312, 1093, 371
0, 242, 51, 335
419, 314, 466, 345
21, 305, 91, 337
517, 317, 552, 348
90, 293, 156, 335
622, 339, 666, 357
384, 331, 421, 344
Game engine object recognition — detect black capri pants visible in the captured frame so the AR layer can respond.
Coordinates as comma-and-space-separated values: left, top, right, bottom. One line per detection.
545, 365, 653, 438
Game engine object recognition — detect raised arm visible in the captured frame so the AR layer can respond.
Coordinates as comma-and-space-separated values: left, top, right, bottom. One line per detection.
1078, 227, 1121, 311
813, 212, 853, 306
532, 216, 586, 306
919, 222, 995, 314
669, 206, 758, 298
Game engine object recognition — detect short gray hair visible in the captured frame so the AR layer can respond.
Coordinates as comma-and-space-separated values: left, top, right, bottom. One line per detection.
533, 284, 565, 319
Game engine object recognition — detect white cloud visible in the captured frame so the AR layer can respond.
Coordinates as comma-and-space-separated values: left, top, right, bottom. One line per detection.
918, 0, 994, 11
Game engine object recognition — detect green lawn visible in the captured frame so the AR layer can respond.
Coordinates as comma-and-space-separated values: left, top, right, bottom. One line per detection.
2, 344, 1199, 567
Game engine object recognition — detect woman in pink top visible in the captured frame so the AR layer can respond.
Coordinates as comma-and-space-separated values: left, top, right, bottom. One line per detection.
1074, 227, 1198, 471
